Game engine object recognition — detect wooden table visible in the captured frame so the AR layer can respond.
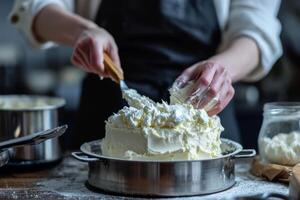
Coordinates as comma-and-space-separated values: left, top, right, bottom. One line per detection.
0, 156, 288, 200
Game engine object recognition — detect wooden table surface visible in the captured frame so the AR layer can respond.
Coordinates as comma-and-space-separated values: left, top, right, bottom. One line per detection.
0, 156, 289, 200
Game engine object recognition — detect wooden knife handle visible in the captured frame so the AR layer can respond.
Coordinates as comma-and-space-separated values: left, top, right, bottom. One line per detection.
103, 53, 124, 83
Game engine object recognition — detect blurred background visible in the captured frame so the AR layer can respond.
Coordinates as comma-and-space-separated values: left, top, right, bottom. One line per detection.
1, 0, 300, 150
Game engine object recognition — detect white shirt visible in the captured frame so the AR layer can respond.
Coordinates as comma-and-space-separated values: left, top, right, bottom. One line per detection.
9, 0, 282, 81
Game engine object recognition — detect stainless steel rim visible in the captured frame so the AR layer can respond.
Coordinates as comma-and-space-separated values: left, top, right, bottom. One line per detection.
78, 138, 253, 163
0, 95, 65, 111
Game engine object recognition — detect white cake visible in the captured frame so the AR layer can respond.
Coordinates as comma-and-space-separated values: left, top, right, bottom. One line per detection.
101, 83, 224, 161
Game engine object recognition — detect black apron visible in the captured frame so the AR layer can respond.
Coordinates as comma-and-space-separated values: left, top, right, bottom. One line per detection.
74, 0, 240, 148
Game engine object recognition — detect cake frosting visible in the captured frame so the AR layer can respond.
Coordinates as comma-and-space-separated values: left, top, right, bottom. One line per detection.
259, 132, 300, 166
101, 82, 224, 161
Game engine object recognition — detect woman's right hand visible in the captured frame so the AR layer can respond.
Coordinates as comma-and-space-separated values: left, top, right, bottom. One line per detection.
71, 27, 123, 81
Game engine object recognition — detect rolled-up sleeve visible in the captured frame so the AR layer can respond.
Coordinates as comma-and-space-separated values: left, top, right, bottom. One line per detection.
220, 0, 283, 81
9, 0, 74, 49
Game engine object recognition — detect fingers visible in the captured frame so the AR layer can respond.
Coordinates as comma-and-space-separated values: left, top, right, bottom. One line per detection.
179, 61, 235, 115
187, 62, 216, 106
205, 67, 234, 115
71, 28, 122, 80
71, 52, 84, 68
76, 45, 91, 69
79, 37, 105, 75
71, 46, 90, 72
207, 68, 234, 115
106, 41, 123, 81
196, 66, 225, 109
207, 85, 234, 116
109, 41, 122, 70
88, 37, 105, 73
175, 63, 200, 88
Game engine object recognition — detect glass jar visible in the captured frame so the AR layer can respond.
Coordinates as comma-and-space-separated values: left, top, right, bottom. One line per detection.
258, 102, 300, 165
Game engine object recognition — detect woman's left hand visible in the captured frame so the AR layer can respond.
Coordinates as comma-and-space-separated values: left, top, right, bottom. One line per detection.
175, 60, 235, 116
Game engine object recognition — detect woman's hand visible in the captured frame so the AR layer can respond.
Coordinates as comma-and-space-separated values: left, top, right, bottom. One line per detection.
71, 27, 122, 81
176, 60, 235, 116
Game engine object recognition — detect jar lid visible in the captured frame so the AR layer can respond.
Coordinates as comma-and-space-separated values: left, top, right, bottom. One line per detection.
264, 102, 300, 116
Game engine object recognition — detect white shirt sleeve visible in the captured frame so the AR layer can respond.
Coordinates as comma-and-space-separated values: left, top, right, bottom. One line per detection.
220, 0, 283, 81
9, 0, 74, 49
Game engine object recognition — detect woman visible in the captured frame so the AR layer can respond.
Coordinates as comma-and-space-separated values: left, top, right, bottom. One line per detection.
10, 0, 282, 147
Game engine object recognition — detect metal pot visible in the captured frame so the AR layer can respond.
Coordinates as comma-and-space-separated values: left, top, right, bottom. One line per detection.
0, 95, 65, 164
72, 139, 256, 197
0, 125, 67, 168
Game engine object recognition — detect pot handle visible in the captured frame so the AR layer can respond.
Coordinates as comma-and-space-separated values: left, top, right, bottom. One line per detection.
71, 152, 99, 162
234, 149, 256, 159
0, 125, 68, 150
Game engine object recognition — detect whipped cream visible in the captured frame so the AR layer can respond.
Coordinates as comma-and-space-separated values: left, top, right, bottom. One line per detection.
102, 84, 224, 161
259, 132, 300, 166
